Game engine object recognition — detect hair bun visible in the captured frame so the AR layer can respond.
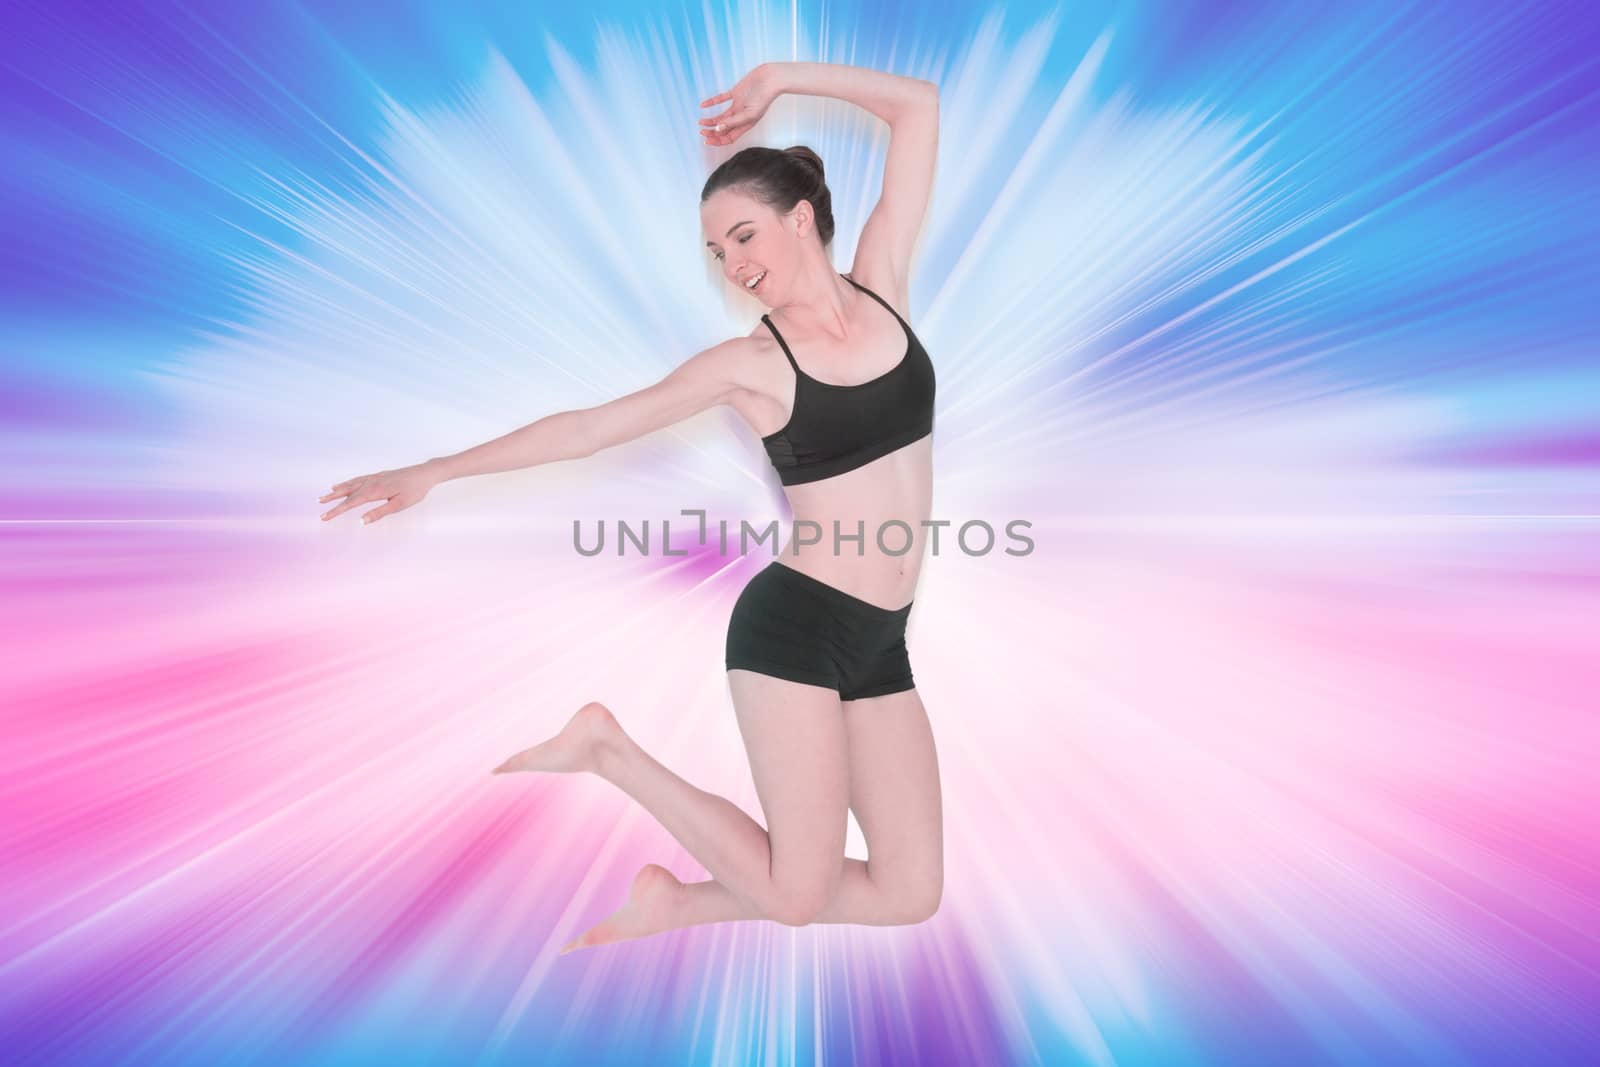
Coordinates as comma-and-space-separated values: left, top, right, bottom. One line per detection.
784, 145, 825, 178
701, 144, 836, 249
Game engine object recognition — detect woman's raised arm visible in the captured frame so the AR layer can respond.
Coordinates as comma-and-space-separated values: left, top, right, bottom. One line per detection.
320, 337, 761, 525
699, 62, 937, 287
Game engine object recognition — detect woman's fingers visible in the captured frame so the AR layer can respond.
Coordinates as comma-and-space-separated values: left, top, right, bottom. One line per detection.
321, 481, 378, 520
364, 503, 403, 524
318, 467, 432, 524
699, 108, 752, 145
361, 497, 413, 525
699, 90, 731, 107
321, 491, 374, 521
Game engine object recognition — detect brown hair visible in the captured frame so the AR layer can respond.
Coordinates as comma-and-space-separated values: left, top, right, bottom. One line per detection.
701, 145, 835, 247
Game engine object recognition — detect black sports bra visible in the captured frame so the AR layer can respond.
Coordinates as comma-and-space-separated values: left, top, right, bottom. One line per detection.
759, 275, 936, 486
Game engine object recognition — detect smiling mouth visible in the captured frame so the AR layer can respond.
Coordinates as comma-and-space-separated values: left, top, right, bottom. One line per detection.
743, 271, 768, 292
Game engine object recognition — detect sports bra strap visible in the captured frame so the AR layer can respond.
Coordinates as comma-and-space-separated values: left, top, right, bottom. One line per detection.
843, 274, 910, 331
763, 276, 907, 373
761, 315, 802, 373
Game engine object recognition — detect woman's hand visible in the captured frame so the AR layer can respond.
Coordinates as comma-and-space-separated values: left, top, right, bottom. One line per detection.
319, 461, 441, 525
699, 64, 780, 146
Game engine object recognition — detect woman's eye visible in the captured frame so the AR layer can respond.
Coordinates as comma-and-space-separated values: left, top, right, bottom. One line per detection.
712, 234, 751, 262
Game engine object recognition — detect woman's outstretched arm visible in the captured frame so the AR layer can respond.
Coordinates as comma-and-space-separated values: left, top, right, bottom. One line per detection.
319, 337, 761, 525
432, 337, 759, 477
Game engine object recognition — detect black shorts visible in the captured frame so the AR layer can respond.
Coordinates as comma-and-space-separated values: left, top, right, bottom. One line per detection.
725, 561, 916, 701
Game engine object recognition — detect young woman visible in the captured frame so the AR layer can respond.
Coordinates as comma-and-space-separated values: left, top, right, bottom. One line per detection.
318, 62, 942, 952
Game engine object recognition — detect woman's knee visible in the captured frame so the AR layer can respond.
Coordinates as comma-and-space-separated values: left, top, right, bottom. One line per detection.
902, 878, 942, 924
765, 874, 837, 927
882, 870, 943, 925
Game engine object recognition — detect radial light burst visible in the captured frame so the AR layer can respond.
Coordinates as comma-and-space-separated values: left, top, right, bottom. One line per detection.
2, 2, 1597, 1065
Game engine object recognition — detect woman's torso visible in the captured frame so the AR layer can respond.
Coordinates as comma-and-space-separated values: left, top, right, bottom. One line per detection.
732, 272, 935, 611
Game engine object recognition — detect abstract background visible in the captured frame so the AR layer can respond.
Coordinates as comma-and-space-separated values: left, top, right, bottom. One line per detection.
3, 1, 1597, 1064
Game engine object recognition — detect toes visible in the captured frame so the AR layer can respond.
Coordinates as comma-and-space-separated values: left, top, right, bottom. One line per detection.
492, 748, 537, 774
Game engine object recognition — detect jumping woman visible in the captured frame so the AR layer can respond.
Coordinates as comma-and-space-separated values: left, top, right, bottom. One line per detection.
318, 61, 942, 952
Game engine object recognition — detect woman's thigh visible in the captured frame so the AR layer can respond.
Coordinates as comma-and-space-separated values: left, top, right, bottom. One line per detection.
726, 668, 851, 906
841, 686, 944, 903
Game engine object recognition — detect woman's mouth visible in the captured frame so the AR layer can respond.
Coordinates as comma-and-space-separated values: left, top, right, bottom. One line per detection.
744, 270, 768, 293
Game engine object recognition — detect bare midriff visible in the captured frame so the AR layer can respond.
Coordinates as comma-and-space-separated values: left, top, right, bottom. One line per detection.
771, 433, 933, 611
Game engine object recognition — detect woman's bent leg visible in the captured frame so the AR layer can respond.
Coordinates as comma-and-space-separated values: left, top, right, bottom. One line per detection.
588, 669, 850, 925
645, 685, 943, 931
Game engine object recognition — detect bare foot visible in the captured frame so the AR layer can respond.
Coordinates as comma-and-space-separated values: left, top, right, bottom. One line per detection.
558, 863, 685, 955
490, 701, 624, 776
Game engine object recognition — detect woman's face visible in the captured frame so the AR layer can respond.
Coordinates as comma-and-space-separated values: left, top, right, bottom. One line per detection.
701, 189, 796, 306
